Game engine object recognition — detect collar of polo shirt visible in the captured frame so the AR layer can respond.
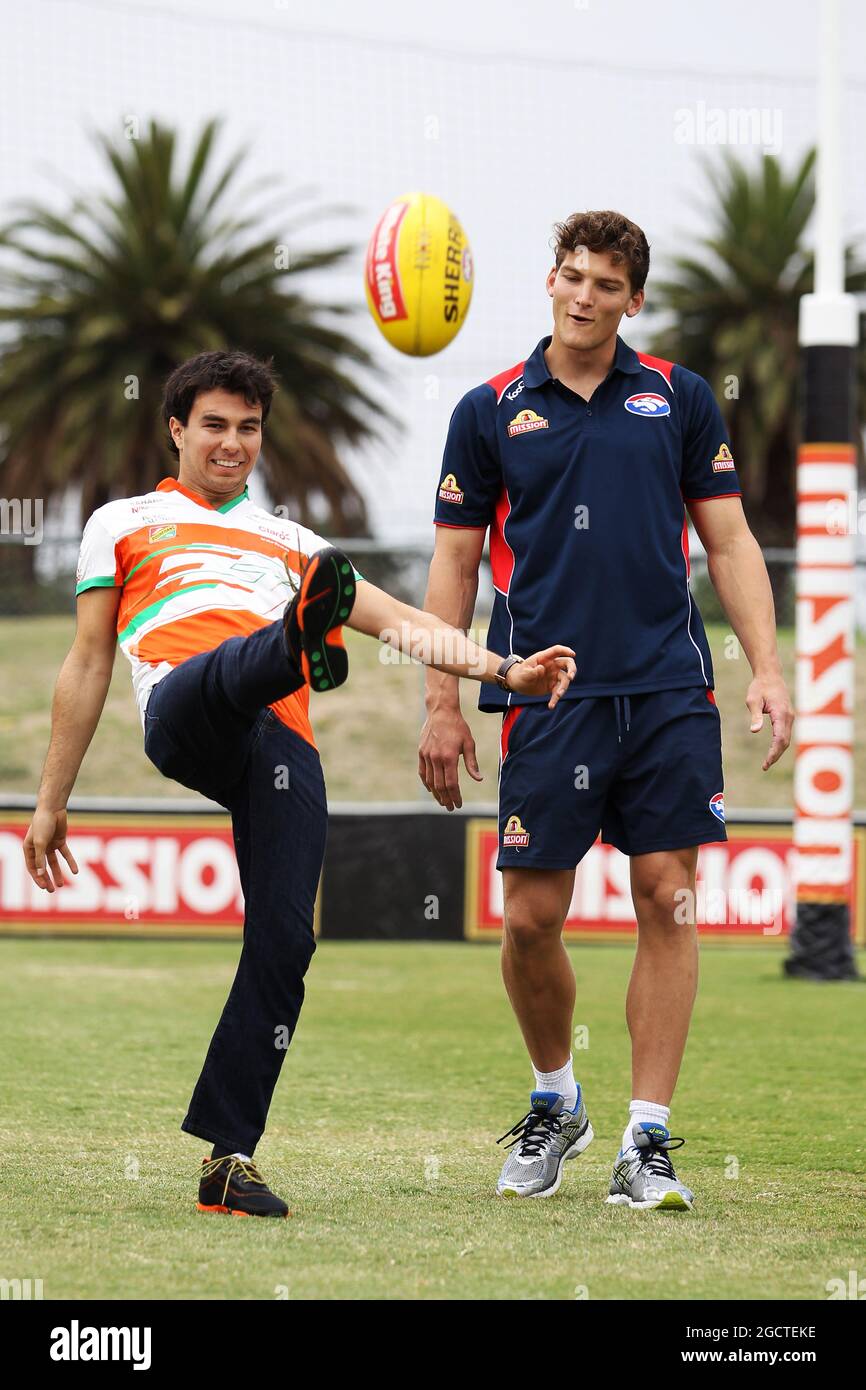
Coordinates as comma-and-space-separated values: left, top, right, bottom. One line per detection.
522, 334, 643, 390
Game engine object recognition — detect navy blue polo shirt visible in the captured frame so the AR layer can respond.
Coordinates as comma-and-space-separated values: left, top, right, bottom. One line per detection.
433, 334, 741, 711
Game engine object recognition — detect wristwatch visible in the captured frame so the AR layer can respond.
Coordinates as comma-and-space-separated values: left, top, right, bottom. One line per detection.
495, 654, 524, 690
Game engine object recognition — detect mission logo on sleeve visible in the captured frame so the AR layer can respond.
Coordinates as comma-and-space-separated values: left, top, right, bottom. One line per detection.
438, 473, 464, 504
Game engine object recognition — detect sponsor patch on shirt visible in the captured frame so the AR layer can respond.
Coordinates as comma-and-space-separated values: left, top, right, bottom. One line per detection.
712, 442, 735, 472
624, 393, 671, 417
438, 473, 464, 504
503, 814, 531, 847
507, 409, 549, 437
148, 524, 177, 542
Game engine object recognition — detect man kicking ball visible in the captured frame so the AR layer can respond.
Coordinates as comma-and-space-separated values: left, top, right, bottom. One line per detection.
23, 349, 575, 1217
419, 211, 794, 1210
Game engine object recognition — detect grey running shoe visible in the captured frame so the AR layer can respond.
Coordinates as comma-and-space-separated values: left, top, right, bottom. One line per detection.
496, 1088, 593, 1198
606, 1122, 694, 1211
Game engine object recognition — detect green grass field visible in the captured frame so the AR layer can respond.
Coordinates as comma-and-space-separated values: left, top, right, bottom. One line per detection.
4, 616, 865, 809
2, 938, 864, 1301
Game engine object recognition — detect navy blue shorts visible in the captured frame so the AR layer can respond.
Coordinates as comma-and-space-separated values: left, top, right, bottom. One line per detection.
496, 687, 727, 870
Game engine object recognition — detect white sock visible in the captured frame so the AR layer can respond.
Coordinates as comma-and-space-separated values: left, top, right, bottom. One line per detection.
233, 1152, 252, 1161
622, 1099, 670, 1154
532, 1056, 578, 1112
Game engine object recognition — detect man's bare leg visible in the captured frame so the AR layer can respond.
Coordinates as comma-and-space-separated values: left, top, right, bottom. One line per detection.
627, 847, 699, 1104
496, 865, 595, 1197
501, 867, 577, 1071
606, 846, 699, 1212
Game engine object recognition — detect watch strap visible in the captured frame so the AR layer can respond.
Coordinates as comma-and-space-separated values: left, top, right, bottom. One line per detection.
495, 654, 523, 690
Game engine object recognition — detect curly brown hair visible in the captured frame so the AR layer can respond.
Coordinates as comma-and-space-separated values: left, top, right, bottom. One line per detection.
552, 211, 650, 293
161, 350, 278, 460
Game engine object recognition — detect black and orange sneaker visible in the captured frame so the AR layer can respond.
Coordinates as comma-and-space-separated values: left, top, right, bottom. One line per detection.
283, 546, 356, 693
197, 1155, 290, 1218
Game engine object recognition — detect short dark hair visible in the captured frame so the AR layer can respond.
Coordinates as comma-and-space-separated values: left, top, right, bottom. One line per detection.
551, 210, 650, 293
161, 350, 279, 459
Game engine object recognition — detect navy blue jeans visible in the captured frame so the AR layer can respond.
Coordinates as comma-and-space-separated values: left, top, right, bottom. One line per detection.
143, 619, 328, 1156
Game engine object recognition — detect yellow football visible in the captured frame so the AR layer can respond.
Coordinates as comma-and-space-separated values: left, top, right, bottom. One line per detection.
364, 192, 473, 356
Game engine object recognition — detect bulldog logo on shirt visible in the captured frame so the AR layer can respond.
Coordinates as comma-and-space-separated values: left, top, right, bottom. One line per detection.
624, 393, 670, 417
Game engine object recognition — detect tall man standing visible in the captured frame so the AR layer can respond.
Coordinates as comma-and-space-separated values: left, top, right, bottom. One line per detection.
419, 211, 794, 1210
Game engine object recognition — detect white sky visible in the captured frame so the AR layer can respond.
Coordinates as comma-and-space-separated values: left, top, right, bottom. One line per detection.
2, 0, 865, 539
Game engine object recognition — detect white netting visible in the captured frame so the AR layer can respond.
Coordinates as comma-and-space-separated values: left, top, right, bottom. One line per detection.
1, 0, 864, 539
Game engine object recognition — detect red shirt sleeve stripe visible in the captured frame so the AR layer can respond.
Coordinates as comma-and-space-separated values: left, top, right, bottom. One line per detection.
486, 360, 527, 404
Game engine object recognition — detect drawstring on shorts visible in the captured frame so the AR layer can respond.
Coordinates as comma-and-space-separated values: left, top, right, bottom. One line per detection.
614, 695, 631, 744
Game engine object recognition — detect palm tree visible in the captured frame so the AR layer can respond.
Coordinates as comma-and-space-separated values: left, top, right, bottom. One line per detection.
0, 118, 388, 535
645, 150, 866, 546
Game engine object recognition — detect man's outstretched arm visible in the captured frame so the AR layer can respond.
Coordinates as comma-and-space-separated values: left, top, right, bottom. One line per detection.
347, 575, 575, 702
23, 586, 120, 891
688, 495, 794, 770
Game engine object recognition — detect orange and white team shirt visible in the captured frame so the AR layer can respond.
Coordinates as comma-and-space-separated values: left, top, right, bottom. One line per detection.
75, 477, 353, 750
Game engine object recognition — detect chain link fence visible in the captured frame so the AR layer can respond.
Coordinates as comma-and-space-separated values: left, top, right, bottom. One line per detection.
0, 530, 495, 617
3, 528, 866, 631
